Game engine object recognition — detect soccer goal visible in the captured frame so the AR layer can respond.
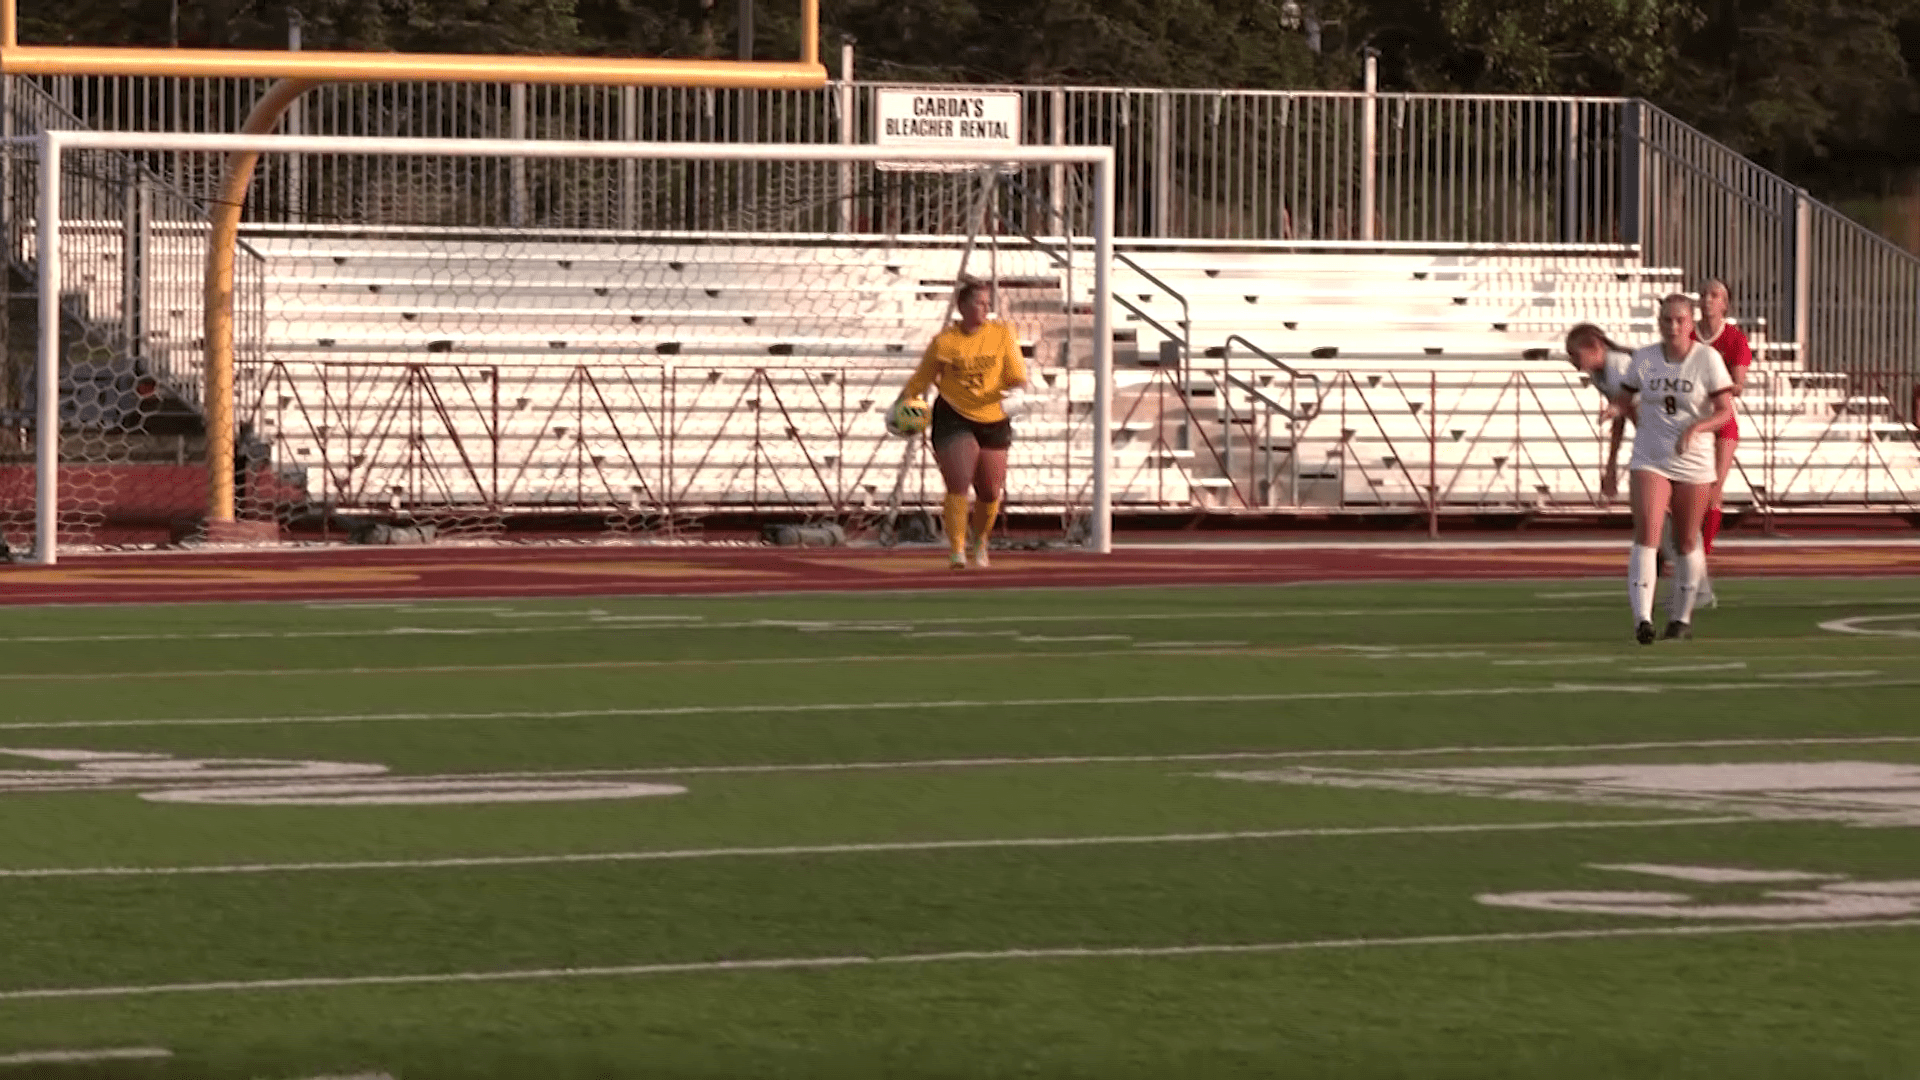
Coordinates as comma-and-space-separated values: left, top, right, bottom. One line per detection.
0, 131, 1116, 563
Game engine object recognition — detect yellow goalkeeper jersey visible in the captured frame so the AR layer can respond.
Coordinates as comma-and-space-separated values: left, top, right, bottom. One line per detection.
901, 320, 1028, 423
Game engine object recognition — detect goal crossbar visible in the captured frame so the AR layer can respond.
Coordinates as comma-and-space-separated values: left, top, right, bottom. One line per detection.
0, 0, 825, 87
21, 131, 1117, 562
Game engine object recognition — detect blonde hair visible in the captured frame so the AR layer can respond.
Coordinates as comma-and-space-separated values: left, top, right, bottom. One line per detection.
1699, 277, 1732, 315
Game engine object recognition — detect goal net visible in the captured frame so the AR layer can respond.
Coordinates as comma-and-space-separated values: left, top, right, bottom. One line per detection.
0, 132, 1115, 562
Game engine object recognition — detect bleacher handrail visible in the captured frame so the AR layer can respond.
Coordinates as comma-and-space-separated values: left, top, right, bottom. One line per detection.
1, 76, 276, 412
1221, 334, 1322, 415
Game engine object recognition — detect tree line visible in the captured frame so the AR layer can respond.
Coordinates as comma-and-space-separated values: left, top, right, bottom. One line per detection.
20, 0, 1920, 211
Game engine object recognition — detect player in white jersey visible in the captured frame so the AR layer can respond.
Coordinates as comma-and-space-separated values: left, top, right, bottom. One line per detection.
1564, 323, 1635, 501
1600, 295, 1734, 644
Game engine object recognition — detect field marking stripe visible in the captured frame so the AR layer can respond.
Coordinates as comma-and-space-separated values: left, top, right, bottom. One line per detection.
1498, 654, 1918, 667
418, 734, 1920, 781
9, 735, 1920, 797
0, 817, 1744, 880
0, 605, 1617, 646
2, 648, 1195, 682
9, 584, 1920, 643
5, 636, 1916, 684
6, 575, 1920, 614
7, 918, 1917, 1002
0, 647, 1260, 682
4, 589, 1918, 645
0, 1047, 171, 1065
1289, 764, 1920, 819
10, 735, 1920, 798
10, 677, 1920, 731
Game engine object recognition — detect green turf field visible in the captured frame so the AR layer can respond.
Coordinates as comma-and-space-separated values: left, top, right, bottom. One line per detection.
1, 576, 1918, 1079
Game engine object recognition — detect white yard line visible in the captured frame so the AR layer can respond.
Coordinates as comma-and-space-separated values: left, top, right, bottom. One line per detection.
0, 605, 1613, 646
302, 603, 522, 614
5, 918, 1916, 1002
0, 647, 1260, 683
1628, 662, 1748, 674
10, 573, 1920, 615
430, 734, 1920, 782
7, 678, 1919, 732
0, 1047, 171, 1065
299, 602, 420, 610
1367, 651, 1488, 660
8, 734, 1920, 797
0, 817, 1745, 881
1497, 654, 1916, 668
2, 632, 1908, 680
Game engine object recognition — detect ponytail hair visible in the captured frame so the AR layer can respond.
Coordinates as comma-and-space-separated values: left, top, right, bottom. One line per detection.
1564, 322, 1631, 357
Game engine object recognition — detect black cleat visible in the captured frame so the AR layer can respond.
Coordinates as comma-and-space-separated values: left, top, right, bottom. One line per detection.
1635, 620, 1656, 645
1661, 620, 1692, 641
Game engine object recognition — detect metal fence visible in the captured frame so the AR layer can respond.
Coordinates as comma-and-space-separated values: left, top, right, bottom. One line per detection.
1633, 104, 1920, 421
21, 77, 1629, 242
3, 78, 267, 415
1806, 202, 1920, 417
8, 75, 1918, 416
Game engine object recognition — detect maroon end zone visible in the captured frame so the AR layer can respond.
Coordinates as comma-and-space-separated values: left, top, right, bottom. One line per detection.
4, 541, 1920, 605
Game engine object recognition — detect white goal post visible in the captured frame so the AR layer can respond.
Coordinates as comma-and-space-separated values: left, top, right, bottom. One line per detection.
11, 130, 1116, 562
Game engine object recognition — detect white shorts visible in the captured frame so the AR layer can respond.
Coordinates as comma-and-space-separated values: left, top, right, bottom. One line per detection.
1627, 445, 1716, 486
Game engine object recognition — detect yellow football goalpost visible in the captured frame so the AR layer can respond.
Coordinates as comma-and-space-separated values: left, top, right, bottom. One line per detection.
0, 0, 827, 539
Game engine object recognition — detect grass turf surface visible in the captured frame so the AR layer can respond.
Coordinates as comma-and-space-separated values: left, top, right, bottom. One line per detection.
0, 577, 1917, 1078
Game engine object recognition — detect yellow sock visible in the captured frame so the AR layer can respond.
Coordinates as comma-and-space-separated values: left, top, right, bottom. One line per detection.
968, 499, 999, 547
943, 493, 969, 556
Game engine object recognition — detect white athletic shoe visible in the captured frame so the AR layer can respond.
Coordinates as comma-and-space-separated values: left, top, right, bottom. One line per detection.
967, 533, 991, 569
1697, 579, 1717, 609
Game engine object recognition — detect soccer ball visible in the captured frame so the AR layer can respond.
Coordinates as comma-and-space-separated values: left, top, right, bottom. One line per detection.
887, 397, 930, 437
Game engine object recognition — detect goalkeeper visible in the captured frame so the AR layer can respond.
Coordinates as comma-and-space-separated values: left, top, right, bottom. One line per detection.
896, 280, 1029, 570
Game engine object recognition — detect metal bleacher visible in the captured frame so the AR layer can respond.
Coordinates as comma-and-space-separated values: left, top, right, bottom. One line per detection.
1095, 245, 1917, 512
235, 228, 1920, 519
242, 231, 1126, 513
11, 77, 1919, 544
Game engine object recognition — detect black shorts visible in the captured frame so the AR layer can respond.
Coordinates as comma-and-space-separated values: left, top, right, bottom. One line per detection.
930, 397, 1014, 450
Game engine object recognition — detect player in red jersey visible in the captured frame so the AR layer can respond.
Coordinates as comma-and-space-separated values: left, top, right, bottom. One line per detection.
1690, 278, 1752, 605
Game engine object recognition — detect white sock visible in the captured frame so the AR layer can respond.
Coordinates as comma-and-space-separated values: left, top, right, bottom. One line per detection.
1669, 546, 1705, 624
1629, 544, 1657, 625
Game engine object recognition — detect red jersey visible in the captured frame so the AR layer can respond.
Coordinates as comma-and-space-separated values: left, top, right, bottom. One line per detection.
1693, 321, 1752, 439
